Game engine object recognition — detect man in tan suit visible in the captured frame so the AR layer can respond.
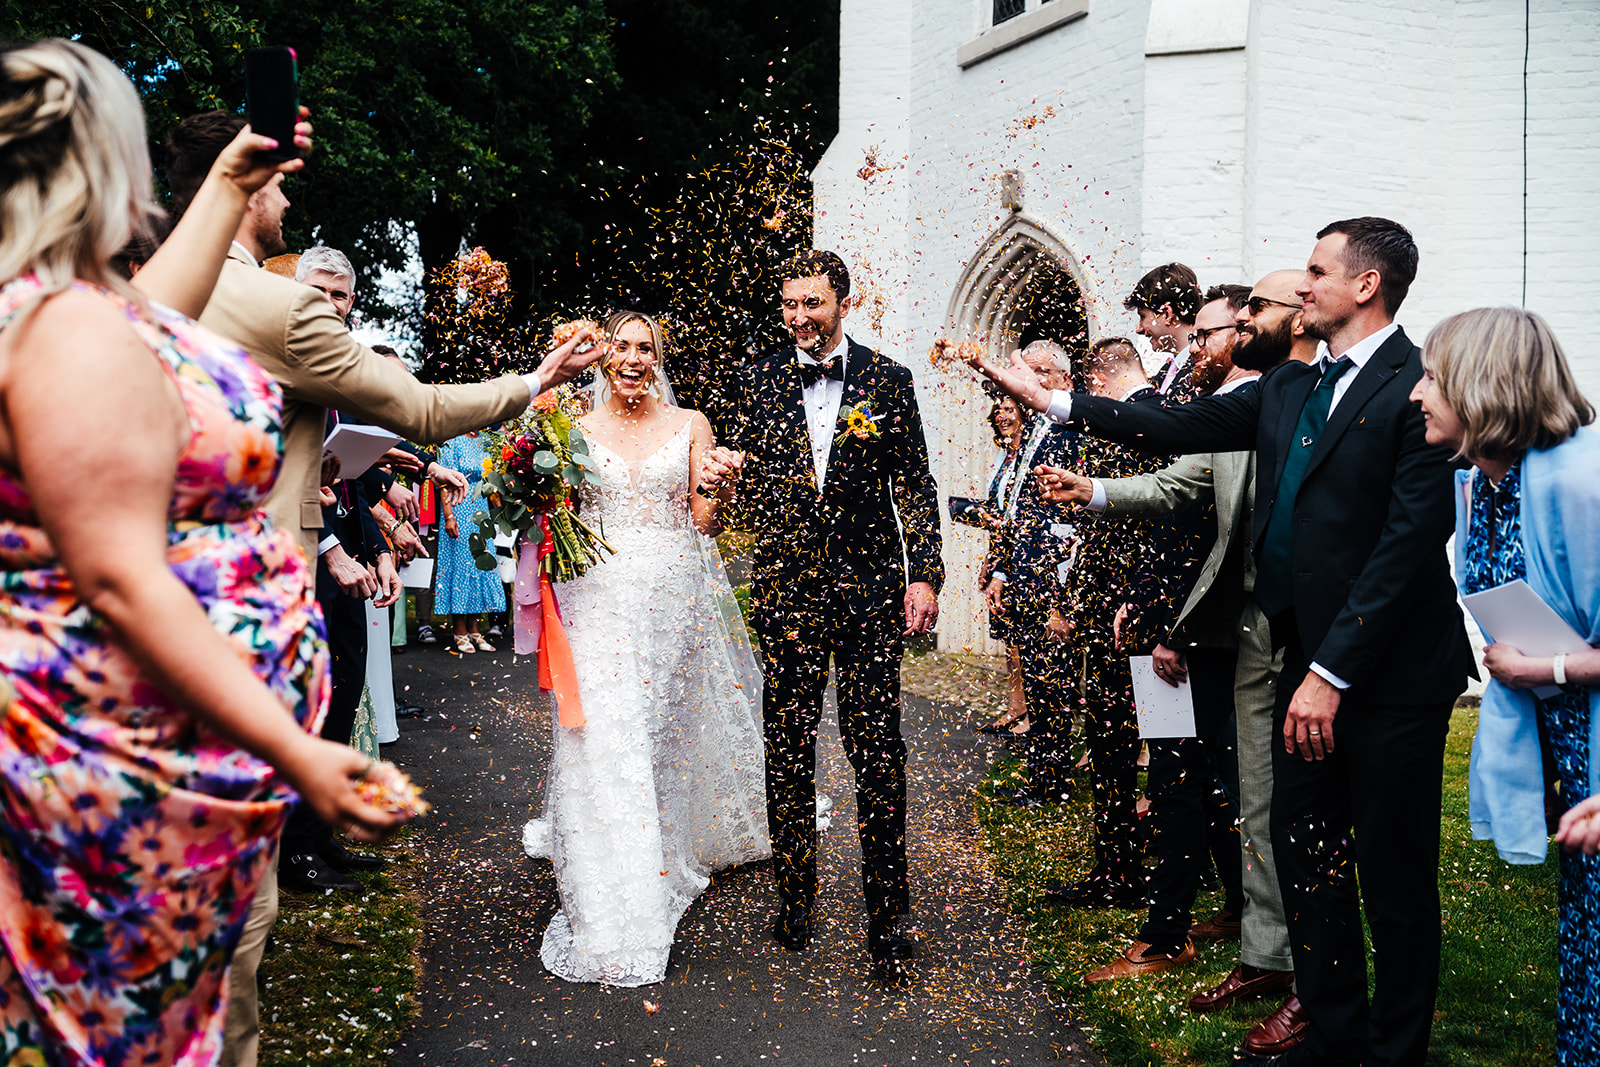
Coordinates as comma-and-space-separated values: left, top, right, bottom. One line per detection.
164, 111, 601, 1067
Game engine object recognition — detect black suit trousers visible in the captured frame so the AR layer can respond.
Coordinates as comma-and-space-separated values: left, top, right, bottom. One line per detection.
1269, 640, 1452, 1067
1010, 588, 1074, 793
1079, 640, 1144, 879
1139, 647, 1243, 949
756, 599, 909, 924
283, 580, 369, 857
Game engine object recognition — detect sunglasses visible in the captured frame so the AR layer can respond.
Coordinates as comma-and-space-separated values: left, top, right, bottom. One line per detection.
1247, 296, 1301, 315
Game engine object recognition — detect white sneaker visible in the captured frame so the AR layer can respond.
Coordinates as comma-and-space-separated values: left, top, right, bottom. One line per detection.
418, 624, 437, 644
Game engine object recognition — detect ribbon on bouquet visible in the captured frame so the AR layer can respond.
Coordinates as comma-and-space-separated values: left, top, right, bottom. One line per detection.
512, 514, 585, 728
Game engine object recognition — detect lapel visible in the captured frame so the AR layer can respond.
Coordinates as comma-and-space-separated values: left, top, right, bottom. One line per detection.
766, 352, 816, 496
1268, 362, 1320, 488
1302, 327, 1411, 482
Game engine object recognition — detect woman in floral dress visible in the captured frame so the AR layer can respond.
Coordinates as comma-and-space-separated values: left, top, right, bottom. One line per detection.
1412, 307, 1600, 1065
0, 41, 400, 1066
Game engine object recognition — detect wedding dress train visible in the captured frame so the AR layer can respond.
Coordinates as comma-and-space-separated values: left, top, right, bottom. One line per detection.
523, 418, 770, 986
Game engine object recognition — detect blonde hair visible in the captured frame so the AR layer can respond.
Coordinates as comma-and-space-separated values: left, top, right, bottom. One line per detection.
0, 40, 158, 301
1422, 307, 1594, 461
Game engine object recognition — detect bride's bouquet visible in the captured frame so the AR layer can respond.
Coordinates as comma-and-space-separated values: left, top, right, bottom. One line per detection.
465, 342, 615, 584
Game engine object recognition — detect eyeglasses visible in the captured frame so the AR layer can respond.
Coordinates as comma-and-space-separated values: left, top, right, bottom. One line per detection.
1191, 323, 1239, 347
1246, 296, 1300, 315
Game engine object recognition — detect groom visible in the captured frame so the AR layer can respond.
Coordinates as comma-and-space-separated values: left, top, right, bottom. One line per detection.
702, 250, 943, 978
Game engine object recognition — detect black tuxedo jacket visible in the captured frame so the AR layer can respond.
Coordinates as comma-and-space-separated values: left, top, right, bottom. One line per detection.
729, 340, 943, 629
1068, 326, 1473, 703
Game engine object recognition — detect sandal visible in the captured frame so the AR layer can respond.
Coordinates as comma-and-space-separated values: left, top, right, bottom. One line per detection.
470, 633, 496, 653
453, 634, 476, 654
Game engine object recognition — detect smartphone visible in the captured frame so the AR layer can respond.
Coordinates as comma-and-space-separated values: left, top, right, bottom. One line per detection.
245, 46, 299, 163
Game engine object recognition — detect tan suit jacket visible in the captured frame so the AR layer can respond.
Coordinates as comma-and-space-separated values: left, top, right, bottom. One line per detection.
199, 246, 530, 559
1100, 447, 1256, 649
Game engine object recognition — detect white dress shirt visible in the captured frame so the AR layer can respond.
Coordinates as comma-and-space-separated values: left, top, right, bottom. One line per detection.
1319, 320, 1397, 415
798, 340, 848, 490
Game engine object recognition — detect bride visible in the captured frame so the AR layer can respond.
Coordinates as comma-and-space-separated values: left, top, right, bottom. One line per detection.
522, 310, 770, 986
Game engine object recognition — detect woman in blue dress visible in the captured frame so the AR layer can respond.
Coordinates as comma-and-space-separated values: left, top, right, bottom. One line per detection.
433, 432, 507, 653
1411, 306, 1600, 1065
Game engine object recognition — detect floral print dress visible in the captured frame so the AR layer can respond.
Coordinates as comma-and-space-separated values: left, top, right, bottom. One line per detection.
1462, 459, 1599, 1067
0, 279, 328, 1067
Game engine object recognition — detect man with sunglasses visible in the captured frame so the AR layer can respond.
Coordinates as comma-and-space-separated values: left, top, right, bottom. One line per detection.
979, 218, 1474, 1067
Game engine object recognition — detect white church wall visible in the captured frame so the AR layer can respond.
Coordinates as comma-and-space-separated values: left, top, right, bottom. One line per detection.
902, 0, 1155, 652
1244, 0, 1600, 397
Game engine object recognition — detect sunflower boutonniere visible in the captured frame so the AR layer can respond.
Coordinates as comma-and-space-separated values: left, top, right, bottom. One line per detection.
836, 401, 883, 444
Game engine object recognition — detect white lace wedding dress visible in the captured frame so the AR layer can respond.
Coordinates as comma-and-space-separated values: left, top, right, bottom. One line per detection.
522, 416, 770, 986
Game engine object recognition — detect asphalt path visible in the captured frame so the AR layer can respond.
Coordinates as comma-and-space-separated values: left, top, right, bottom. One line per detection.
384, 637, 1106, 1067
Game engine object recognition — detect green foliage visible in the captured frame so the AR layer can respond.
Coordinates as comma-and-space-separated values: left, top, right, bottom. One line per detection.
3, 1, 262, 137
974, 707, 1558, 1066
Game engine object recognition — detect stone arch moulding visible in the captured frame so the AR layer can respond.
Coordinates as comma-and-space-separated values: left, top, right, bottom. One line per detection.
944, 211, 1102, 354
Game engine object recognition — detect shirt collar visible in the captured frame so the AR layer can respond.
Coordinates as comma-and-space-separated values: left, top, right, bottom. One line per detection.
1317, 321, 1399, 371
797, 336, 848, 369
1215, 373, 1261, 396
230, 241, 260, 269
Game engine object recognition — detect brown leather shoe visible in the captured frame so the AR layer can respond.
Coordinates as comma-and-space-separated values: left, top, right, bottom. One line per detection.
1188, 908, 1243, 941
1241, 994, 1309, 1056
1083, 939, 1197, 984
1187, 963, 1294, 1012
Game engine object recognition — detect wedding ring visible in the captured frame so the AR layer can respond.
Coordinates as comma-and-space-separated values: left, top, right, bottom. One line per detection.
1309, 728, 1321, 735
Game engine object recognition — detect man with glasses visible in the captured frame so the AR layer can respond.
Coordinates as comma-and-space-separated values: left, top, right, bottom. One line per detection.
976, 219, 1474, 1067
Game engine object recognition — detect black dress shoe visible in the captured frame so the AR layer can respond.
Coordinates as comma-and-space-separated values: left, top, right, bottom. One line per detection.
280, 851, 360, 892
319, 840, 386, 873
770, 907, 811, 951
867, 918, 918, 964
396, 703, 424, 718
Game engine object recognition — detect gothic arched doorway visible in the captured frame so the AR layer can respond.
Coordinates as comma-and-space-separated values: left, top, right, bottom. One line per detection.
933, 212, 1095, 654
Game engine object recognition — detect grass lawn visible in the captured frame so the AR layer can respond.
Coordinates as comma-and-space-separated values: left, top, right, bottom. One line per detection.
970, 703, 1559, 1066
259, 828, 423, 1066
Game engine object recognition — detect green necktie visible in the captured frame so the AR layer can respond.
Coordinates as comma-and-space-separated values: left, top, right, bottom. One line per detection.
1254, 358, 1354, 618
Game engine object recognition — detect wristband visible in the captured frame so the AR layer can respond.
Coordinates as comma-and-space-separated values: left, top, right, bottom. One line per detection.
1554, 652, 1568, 687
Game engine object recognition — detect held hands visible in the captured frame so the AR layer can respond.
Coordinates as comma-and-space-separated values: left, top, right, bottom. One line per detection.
1284, 671, 1342, 761
699, 447, 745, 500
904, 581, 938, 636
1035, 465, 1095, 505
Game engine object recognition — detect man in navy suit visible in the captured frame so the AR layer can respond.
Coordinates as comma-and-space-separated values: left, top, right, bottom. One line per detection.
975, 219, 1473, 1066
701, 251, 943, 980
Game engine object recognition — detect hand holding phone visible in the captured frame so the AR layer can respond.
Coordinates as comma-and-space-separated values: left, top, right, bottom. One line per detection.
245, 47, 300, 163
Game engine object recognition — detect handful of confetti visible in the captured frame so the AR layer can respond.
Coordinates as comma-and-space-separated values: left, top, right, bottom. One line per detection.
357, 760, 431, 818
928, 337, 985, 370
551, 318, 603, 356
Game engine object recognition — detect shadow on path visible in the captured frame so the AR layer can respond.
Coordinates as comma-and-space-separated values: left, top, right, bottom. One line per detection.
385, 643, 1105, 1066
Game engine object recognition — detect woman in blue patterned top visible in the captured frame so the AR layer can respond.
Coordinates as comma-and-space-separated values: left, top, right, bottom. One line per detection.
1411, 306, 1600, 1066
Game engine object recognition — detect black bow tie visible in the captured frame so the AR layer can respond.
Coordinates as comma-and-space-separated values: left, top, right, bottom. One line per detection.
798, 358, 844, 387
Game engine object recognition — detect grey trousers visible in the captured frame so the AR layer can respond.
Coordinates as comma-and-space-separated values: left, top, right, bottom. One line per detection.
1234, 598, 1294, 972
221, 855, 279, 1067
